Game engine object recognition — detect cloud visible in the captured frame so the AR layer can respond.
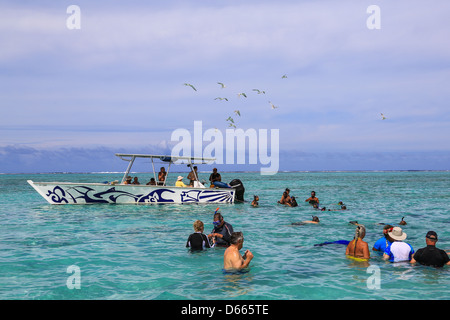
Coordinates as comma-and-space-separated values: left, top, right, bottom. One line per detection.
3, 1, 449, 69
1, 0, 450, 161
1, 144, 449, 174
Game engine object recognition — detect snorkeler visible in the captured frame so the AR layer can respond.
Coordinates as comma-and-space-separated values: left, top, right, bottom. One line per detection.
290, 196, 298, 207
208, 208, 234, 247
292, 216, 320, 225
312, 203, 326, 211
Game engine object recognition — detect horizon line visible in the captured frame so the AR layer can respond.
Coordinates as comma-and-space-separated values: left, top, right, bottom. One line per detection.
2, 169, 450, 175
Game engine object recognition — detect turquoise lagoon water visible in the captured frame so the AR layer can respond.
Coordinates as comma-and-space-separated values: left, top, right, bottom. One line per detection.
0, 171, 449, 300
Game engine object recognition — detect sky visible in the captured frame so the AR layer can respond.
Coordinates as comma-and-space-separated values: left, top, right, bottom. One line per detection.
1, 0, 450, 173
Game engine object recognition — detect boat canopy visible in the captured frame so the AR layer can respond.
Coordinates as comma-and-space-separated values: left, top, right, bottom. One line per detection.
115, 154, 216, 185
115, 154, 215, 164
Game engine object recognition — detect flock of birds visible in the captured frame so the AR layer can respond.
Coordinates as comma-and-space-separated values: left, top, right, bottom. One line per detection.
183, 76, 388, 128
183, 74, 288, 128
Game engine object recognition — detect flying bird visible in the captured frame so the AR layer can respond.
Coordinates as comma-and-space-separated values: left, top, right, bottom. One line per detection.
269, 101, 278, 109
237, 93, 247, 98
226, 116, 236, 128
234, 110, 241, 116
217, 82, 226, 89
183, 83, 197, 91
214, 97, 228, 101
381, 113, 387, 120
252, 89, 266, 94
281, 74, 288, 79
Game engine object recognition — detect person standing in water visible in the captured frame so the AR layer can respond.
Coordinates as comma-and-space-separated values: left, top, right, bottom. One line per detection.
186, 220, 212, 251
251, 195, 259, 207
305, 191, 319, 205
383, 227, 414, 262
208, 209, 233, 247
278, 188, 293, 206
223, 232, 254, 271
410, 231, 450, 267
372, 225, 394, 254
346, 225, 370, 260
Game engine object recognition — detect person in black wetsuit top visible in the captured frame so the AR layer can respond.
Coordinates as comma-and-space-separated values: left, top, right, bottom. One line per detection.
208, 210, 233, 247
186, 220, 212, 251
410, 231, 450, 267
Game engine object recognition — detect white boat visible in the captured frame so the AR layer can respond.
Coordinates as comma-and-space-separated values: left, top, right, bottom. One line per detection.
27, 154, 245, 205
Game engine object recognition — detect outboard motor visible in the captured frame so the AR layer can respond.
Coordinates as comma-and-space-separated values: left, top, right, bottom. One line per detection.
229, 179, 245, 202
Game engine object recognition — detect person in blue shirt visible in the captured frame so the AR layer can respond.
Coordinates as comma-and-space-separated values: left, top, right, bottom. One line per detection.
372, 224, 394, 254
383, 227, 414, 262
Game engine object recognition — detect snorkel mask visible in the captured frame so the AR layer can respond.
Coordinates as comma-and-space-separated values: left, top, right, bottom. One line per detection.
213, 208, 221, 227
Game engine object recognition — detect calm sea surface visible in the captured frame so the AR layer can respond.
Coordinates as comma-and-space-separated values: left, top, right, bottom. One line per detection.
0, 171, 449, 300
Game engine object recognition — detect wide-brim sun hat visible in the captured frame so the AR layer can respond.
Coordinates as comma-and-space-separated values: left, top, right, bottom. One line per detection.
177, 176, 183, 181
388, 226, 407, 241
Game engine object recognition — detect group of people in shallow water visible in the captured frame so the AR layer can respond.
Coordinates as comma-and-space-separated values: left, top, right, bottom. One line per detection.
186, 189, 450, 271
275, 189, 347, 211
186, 208, 253, 272
345, 222, 450, 267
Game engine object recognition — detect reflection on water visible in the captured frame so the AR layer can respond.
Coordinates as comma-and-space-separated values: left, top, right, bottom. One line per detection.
221, 269, 254, 298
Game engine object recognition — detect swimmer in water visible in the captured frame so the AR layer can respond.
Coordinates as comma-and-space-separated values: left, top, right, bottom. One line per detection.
290, 196, 298, 207
278, 188, 293, 206
251, 195, 259, 207
346, 225, 370, 260
223, 232, 253, 271
292, 216, 320, 225
305, 191, 319, 205
312, 203, 326, 211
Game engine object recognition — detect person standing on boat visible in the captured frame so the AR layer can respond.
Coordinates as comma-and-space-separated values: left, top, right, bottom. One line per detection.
158, 167, 167, 185
208, 209, 233, 247
187, 166, 198, 186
